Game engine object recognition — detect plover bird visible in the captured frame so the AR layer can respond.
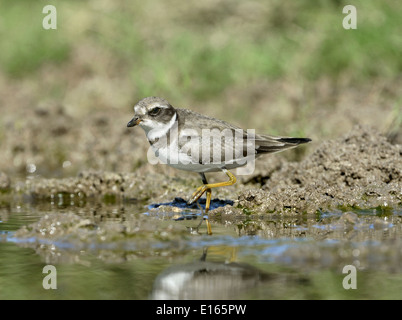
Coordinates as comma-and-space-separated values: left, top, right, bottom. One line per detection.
127, 97, 311, 234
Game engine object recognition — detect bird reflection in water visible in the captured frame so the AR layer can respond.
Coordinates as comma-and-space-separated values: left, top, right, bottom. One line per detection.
151, 246, 271, 300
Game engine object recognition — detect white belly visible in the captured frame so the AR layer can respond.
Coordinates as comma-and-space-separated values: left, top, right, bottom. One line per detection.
150, 140, 228, 173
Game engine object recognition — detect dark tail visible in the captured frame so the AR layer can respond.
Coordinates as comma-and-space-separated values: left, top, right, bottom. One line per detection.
277, 137, 312, 145
255, 136, 311, 155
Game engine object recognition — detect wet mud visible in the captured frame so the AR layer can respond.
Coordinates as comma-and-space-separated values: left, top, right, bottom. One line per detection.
5, 124, 399, 216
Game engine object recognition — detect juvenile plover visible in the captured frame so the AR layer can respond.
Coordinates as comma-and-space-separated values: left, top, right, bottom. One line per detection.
127, 97, 311, 234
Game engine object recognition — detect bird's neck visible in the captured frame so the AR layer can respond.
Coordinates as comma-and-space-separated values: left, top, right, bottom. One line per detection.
146, 112, 178, 142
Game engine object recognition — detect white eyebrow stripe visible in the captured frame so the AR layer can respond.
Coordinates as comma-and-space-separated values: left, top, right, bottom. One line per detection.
149, 103, 169, 110
134, 105, 147, 114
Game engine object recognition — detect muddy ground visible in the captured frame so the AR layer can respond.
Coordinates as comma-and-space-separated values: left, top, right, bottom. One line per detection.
2, 124, 400, 212
1, 123, 401, 244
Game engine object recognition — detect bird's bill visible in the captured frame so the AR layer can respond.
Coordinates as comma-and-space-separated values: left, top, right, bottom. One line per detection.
127, 116, 142, 127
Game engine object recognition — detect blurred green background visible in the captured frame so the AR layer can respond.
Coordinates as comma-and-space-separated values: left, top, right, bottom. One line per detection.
0, 0, 401, 176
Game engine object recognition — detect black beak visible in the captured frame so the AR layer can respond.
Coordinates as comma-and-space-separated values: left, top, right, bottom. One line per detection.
127, 116, 141, 127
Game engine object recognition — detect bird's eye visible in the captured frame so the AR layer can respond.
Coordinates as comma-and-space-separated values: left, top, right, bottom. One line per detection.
149, 107, 161, 116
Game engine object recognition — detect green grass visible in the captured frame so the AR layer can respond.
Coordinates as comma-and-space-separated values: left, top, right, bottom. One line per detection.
0, 1, 70, 77
305, 1, 402, 81
1, 0, 400, 96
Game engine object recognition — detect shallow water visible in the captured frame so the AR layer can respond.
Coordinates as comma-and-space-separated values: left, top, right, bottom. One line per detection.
0, 198, 401, 299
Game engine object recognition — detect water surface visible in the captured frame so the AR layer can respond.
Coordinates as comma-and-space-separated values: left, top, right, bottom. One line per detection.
1, 199, 401, 299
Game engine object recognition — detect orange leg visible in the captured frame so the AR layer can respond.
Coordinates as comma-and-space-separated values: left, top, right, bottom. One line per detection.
189, 169, 236, 205
205, 188, 212, 235
189, 169, 237, 235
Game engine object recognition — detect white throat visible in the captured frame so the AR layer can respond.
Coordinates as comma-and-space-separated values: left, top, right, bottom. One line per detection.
144, 112, 177, 141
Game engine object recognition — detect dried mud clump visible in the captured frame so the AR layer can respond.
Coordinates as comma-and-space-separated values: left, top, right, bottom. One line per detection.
236, 125, 401, 215
25, 169, 201, 204
12, 125, 402, 216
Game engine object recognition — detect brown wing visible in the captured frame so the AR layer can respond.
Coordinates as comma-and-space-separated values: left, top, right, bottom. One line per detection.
175, 109, 311, 164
